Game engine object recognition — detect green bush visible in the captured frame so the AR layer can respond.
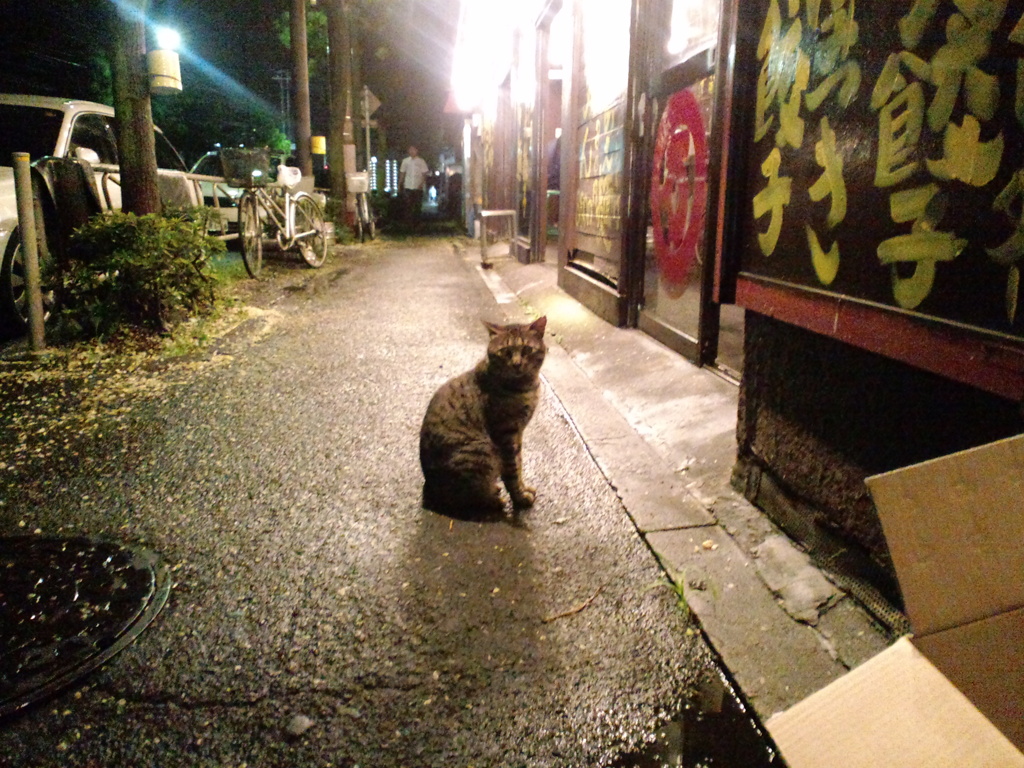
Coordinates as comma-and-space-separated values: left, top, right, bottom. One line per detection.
369, 190, 394, 225
58, 210, 226, 338
323, 196, 356, 244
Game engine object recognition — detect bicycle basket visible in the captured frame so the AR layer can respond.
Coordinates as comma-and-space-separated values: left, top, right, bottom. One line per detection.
346, 171, 369, 194
220, 147, 271, 187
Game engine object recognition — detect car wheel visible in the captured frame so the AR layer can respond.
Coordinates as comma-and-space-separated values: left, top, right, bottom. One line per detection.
0, 228, 55, 339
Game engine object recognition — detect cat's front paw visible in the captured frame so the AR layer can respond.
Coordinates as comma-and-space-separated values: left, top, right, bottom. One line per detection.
511, 486, 536, 509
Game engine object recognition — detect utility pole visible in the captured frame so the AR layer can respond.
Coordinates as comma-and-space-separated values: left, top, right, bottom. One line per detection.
291, 0, 313, 176
325, 0, 354, 204
109, 0, 160, 215
363, 85, 371, 172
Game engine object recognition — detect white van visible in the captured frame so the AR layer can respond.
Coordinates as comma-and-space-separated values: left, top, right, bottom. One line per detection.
0, 94, 199, 336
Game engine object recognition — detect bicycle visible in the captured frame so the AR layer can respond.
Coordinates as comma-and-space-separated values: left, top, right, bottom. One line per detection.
222, 148, 328, 278
347, 172, 376, 243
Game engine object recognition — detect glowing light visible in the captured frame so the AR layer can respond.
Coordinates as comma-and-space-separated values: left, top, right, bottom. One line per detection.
667, 0, 719, 59
451, 0, 518, 111
155, 26, 181, 51
548, 7, 571, 69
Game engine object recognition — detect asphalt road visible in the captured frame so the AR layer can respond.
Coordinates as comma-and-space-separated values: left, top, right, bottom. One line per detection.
0, 240, 714, 767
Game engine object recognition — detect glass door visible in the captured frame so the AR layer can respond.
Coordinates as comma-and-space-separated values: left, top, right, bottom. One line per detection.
640, 49, 744, 377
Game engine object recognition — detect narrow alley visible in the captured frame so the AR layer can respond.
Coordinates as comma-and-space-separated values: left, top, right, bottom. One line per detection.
1, 240, 780, 767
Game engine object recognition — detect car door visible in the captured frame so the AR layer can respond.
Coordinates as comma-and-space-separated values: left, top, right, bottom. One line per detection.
66, 112, 122, 211
153, 129, 201, 209
66, 112, 199, 213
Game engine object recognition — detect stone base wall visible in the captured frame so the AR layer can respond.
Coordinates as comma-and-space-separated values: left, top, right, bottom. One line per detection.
736, 311, 1023, 604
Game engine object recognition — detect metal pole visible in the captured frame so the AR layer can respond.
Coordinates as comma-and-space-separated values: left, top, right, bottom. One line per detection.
363, 85, 371, 173
12, 153, 45, 351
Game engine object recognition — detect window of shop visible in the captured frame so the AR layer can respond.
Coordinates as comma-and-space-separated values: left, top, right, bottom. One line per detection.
567, 0, 632, 285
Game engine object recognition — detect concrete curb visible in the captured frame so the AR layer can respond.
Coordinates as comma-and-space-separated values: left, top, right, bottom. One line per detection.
464, 248, 892, 721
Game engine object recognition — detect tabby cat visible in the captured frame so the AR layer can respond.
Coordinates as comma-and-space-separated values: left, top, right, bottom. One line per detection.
419, 316, 548, 517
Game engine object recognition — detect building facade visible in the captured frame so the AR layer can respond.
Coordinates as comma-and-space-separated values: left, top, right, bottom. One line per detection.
453, 0, 1024, 609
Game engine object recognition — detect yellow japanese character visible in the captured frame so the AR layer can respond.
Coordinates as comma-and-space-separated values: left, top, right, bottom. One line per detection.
925, 113, 1004, 186
805, 0, 861, 111
877, 184, 966, 308
808, 116, 847, 228
753, 148, 792, 256
806, 225, 841, 285
755, 0, 808, 148
986, 169, 1024, 321
755, 0, 784, 143
874, 80, 925, 187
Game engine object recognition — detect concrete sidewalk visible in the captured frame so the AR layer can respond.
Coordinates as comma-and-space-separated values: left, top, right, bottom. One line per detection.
464, 245, 894, 721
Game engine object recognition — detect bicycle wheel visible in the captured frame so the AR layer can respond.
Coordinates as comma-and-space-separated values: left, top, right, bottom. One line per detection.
294, 194, 328, 268
239, 192, 263, 277
360, 195, 376, 242
356, 195, 367, 243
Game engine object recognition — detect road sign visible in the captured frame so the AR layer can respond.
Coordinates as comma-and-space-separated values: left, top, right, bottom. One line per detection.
363, 86, 381, 117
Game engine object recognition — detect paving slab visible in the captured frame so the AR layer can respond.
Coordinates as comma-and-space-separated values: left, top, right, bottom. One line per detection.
541, 345, 715, 532
754, 534, 843, 625
646, 526, 847, 718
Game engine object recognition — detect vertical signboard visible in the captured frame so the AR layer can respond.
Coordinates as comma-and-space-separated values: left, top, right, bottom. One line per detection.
728, 0, 1024, 342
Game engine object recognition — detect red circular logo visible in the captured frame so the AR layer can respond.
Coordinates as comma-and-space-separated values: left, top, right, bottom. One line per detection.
650, 89, 709, 292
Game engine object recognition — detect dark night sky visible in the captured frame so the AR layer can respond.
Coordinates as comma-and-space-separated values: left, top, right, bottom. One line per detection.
0, 0, 462, 162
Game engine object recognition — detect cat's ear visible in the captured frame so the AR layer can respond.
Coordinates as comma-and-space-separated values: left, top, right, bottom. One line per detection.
529, 316, 547, 335
483, 320, 504, 337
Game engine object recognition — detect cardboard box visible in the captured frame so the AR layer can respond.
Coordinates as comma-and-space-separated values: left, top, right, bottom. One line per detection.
766, 434, 1024, 768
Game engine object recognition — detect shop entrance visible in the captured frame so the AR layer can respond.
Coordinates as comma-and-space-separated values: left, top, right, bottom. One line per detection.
534, 3, 569, 264
639, 48, 744, 378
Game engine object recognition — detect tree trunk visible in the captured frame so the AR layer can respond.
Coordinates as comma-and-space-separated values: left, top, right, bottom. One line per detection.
291, 0, 313, 177
110, 0, 161, 216
326, 0, 353, 200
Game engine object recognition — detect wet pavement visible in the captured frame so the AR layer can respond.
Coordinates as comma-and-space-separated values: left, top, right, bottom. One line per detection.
0, 240, 731, 766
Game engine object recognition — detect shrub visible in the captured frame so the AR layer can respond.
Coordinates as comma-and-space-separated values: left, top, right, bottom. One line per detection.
58, 210, 226, 338
323, 196, 356, 244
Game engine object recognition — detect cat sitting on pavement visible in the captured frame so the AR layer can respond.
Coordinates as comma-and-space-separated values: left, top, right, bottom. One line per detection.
419, 317, 548, 518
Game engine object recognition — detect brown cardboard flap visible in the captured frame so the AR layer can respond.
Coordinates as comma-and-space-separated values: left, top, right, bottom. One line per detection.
766, 637, 1024, 768
915, 606, 1024, 752
865, 434, 1024, 637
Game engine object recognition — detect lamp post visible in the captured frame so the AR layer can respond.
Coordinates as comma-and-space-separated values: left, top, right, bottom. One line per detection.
148, 26, 182, 95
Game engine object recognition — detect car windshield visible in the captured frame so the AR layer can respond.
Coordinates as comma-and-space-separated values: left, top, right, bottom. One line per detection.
155, 131, 187, 172
191, 154, 220, 176
0, 104, 64, 163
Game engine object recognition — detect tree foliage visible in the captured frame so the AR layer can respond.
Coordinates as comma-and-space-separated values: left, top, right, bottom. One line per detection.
275, 9, 330, 80
152, 89, 291, 166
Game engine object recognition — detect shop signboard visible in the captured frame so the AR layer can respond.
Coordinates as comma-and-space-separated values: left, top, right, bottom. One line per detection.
727, 0, 1024, 347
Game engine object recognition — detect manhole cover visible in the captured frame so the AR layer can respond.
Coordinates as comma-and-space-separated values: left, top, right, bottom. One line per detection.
0, 536, 171, 718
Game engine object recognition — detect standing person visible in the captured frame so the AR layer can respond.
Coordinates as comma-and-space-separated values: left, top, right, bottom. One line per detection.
399, 145, 429, 228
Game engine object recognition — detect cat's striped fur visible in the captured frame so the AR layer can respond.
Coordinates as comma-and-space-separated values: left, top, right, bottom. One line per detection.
419, 317, 548, 517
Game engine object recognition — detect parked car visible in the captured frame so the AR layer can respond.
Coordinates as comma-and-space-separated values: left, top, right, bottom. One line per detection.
0, 94, 199, 337
189, 149, 253, 236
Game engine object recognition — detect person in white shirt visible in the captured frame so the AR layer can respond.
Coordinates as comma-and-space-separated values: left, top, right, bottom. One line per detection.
399, 145, 429, 227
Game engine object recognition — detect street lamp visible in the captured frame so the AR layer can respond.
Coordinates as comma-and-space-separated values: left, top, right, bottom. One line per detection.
148, 26, 183, 95
155, 26, 181, 51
